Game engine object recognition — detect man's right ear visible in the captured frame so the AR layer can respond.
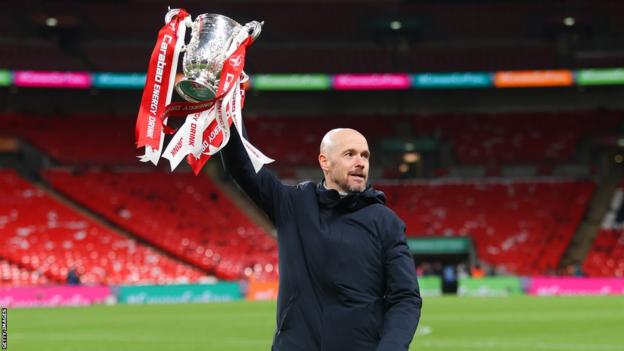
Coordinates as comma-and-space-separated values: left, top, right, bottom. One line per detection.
319, 153, 329, 172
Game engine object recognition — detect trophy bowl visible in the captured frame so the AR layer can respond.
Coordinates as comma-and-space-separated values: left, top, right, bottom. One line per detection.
175, 14, 261, 102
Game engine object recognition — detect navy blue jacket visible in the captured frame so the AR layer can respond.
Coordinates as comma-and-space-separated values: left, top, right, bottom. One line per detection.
221, 129, 422, 351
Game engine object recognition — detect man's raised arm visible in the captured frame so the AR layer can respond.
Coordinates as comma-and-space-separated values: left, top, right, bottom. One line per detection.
220, 126, 290, 224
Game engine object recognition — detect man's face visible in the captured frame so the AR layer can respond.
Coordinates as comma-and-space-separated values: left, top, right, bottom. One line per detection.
321, 130, 370, 193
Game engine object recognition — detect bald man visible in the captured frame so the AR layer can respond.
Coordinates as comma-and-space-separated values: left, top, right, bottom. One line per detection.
319, 129, 370, 194
220, 126, 421, 351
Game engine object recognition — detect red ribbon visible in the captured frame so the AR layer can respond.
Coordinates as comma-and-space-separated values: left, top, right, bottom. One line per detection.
136, 11, 252, 175
135, 9, 189, 150
185, 37, 252, 175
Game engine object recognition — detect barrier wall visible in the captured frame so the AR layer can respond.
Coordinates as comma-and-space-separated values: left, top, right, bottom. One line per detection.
245, 276, 445, 299
244, 277, 444, 300
116, 282, 242, 304
246, 279, 279, 301
418, 276, 442, 296
0, 286, 111, 307
2, 277, 623, 308
458, 277, 524, 297
528, 277, 624, 296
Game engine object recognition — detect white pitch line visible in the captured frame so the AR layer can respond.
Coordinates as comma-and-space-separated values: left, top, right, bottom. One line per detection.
415, 325, 433, 336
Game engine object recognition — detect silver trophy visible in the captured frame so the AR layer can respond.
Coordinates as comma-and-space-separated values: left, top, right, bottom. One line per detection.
175, 14, 262, 102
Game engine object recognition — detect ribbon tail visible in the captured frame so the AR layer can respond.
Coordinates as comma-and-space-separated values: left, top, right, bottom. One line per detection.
162, 123, 190, 171
241, 137, 275, 173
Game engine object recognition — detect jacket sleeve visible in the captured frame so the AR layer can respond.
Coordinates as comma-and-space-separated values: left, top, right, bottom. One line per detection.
219, 125, 290, 224
377, 217, 422, 351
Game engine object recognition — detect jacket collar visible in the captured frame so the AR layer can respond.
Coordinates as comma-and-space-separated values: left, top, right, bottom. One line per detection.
316, 179, 386, 212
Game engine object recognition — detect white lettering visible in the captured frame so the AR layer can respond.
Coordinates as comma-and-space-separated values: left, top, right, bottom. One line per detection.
209, 125, 222, 143
149, 84, 161, 116
146, 116, 156, 138
154, 36, 171, 84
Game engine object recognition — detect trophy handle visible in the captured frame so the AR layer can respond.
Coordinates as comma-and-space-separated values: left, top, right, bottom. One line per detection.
164, 7, 193, 52
245, 21, 263, 42
165, 8, 181, 24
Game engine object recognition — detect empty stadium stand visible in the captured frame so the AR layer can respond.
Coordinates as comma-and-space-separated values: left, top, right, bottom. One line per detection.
0, 169, 206, 285
0, 258, 49, 286
2, 111, 617, 279
247, 111, 622, 167
1, 114, 137, 165
584, 228, 624, 277
3, 111, 620, 169
408, 111, 622, 165
376, 180, 596, 275
44, 170, 278, 281
2, 0, 624, 298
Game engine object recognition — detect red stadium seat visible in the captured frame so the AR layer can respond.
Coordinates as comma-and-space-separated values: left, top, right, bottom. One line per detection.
0, 169, 206, 285
583, 182, 624, 277
0, 258, 49, 287
2, 111, 620, 170
44, 170, 279, 281
376, 180, 595, 275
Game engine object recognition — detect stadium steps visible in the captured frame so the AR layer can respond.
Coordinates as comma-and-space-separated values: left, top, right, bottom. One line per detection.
9, 139, 54, 178
206, 160, 277, 238
559, 173, 621, 268
34, 174, 210, 276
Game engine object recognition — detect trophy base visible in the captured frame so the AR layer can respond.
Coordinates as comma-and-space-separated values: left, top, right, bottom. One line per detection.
175, 79, 217, 102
